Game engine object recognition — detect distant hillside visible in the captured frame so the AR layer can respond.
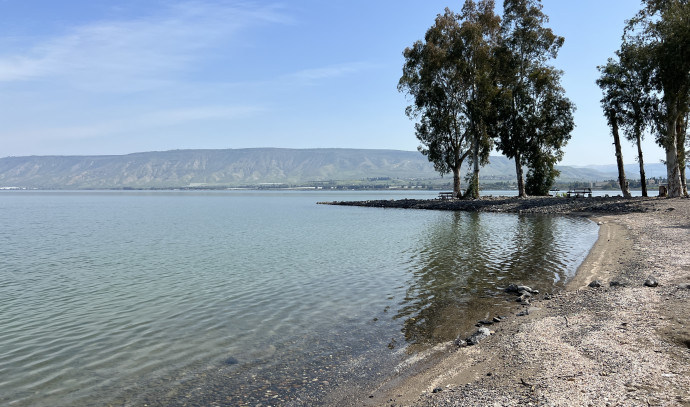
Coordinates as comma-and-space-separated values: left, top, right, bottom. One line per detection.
0, 149, 439, 189
0, 148, 660, 189
572, 163, 670, 179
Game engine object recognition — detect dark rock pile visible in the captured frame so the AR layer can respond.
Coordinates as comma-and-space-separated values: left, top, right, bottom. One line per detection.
319, 195, 668, 215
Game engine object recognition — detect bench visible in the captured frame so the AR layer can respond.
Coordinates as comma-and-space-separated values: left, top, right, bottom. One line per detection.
438, 191, 455, 200
567, 188, 592, 198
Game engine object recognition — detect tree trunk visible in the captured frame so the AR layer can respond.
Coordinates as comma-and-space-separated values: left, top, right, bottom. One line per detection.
612, 114, 632, 198
635, 130, 647, 197
665, 113, 683, 198
515, 151, 526, 197
677, 118, 688, 197
471, 136, 480, 199
452, 165, 462, 199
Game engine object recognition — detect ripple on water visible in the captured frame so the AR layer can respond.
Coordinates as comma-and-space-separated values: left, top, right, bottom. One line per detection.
0, 191, 598, 406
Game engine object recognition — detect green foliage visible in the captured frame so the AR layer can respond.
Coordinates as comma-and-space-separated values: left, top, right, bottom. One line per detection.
493, 0, 574, 197
623, 0, 690, 196
525, 153, 559, 196
400, 0, 574, 199
596, 59, 633, 198
398, 1, 501, 198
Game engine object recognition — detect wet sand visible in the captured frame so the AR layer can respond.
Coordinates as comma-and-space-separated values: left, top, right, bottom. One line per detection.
325, 196, 690, 406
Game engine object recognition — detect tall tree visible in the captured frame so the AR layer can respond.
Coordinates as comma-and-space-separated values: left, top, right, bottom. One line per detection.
460, 0, 502, 199
494, 0, 575, 197
398, 2, 500, 198
398, 9, 470, 198
597, 59, 633, 198
617, 44, 653, 196
625, 0, 690, 197
524, 65, 574, 195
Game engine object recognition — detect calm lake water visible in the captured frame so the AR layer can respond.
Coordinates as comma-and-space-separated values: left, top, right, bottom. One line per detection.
0, 190, 598, 406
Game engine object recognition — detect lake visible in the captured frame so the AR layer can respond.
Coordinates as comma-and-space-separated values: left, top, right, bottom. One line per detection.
0, 190, 598, 406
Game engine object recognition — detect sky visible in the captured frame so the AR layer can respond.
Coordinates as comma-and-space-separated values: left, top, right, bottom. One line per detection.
0, 0, 664, 166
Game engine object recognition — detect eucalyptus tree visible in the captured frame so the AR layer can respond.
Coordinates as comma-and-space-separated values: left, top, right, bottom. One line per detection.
625, 0, 690, 197
523, 66, 575, 196
597, 58, 633, 198
460, 0, 502, 198
494, 0, 574, 197
399, 9, 470, 198
398, 1, 500, 198
616, 44, 653, 196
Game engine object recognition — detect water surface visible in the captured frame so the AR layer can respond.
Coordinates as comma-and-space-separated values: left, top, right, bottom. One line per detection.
0, 190, 598, 406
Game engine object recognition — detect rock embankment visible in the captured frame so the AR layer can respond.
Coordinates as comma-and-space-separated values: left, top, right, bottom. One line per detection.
319, 195, 661, 215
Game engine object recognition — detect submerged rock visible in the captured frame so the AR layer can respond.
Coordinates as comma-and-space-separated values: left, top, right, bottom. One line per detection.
519, 286, 539, 295
506, 284, 539, 295
223, 356, 239, 365
517, 292, 532, 304
505, 284, 520, 293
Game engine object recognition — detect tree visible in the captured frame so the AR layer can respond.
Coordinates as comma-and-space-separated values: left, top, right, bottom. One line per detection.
460, 0, 502, 199
617, 44, 654, 196
597, 58, 633, 198
679, 113, 688, 195
398, 2, 500, 199
494, 0, 575, 197
524, 151, 558, 196
625, 0, 690, 197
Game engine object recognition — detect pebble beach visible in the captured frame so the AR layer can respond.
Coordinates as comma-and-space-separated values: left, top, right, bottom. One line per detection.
323, 195, 690, 406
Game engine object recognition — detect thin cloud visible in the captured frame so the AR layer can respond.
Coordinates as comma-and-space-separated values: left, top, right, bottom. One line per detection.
140, 105, 265, 126
285, 62, 376, 84
7, 104, 263, 142
0, 1, 292, 91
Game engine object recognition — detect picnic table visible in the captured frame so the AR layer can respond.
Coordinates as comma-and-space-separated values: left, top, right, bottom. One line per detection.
567, 188, 592, 198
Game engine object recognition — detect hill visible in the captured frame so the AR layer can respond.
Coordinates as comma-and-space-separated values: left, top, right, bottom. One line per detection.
0, 148, 658, 189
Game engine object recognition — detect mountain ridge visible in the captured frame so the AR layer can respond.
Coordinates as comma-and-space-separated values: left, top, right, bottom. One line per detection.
0, 148, 671, 189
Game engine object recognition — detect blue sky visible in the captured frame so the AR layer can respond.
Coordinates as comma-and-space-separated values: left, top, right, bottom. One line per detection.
0, 0, 663, 166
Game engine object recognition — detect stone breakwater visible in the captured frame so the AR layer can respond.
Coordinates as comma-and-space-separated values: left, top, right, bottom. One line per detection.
319, 195, 661, 215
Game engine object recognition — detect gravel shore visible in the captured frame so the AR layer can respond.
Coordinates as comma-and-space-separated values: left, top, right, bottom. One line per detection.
325, 196, 690, 406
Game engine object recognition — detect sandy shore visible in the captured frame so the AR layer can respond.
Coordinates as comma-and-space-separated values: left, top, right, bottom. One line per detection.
328, 196, 690, 406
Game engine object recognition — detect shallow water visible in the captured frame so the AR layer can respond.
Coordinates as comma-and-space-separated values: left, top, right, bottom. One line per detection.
0, 190, 598, 406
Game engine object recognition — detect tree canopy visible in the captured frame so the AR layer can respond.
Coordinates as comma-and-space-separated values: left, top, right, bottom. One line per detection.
623, 0, 690, 197
398, 1, 500, 198
597, 58, 633, 198
400, 0, 574, 197
494, 0, 574, 197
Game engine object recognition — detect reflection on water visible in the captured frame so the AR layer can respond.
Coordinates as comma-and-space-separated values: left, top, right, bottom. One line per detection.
395, 212, 593, 346
0, 191, 598, 406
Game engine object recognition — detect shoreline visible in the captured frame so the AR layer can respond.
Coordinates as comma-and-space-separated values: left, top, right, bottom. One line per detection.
324, 196, 690, 406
